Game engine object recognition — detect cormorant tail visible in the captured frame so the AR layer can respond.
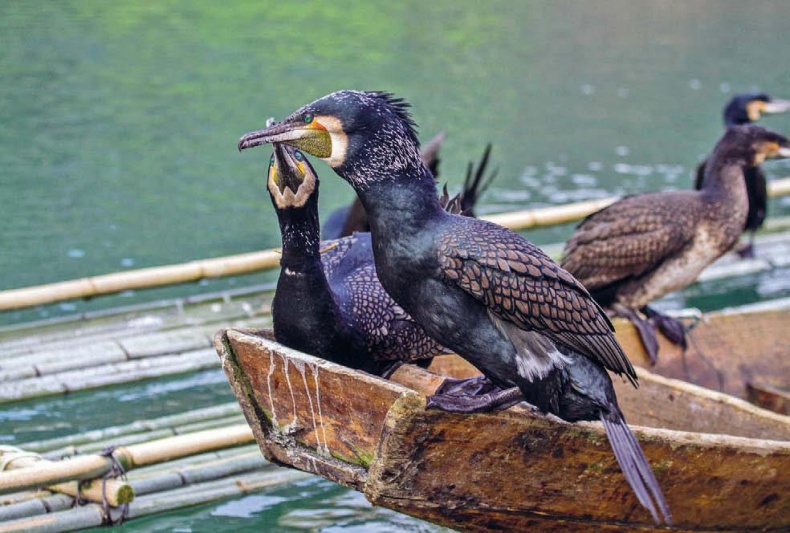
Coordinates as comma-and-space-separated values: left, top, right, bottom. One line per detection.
460, 143, 498, 216
601, 410, 672, 525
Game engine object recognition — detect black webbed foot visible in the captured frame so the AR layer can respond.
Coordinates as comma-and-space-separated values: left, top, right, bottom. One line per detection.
613, 304, 659, 364
433, 375, 499, 397
736, 236, 757, 259
642, 306, 687, 349
426, 386, 524, 413
736, 244, 756, 259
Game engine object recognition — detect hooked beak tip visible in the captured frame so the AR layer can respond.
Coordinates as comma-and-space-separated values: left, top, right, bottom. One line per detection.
238, 132, 263, 152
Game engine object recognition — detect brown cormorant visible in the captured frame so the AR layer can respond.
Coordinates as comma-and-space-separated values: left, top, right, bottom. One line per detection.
322, 131, 446, 239
694, 93, 790, 257
238, 90, 671, 524
265, 138, 494, 375
563, 124, 790, 363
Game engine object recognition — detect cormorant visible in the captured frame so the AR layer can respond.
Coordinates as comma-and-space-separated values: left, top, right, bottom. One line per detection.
265, 137, 495, 375
563, 124, 790, 363
266, 141, 444, 375
239, 90, 671, 524
322, 131, 446, 239
694, 93, 790, 257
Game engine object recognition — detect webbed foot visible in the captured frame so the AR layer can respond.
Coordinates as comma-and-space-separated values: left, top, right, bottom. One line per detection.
426, 386, 524, 413
643, 306, 687, 349
433, 375, 499, 397
613, 304, 659, 364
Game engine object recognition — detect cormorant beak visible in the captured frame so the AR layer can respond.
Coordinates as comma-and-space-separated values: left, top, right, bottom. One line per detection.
763, 98, 790, 115
239, 118, 332, 158
270, 143, 306, 195
763, 140, 790, 160
267, 143, 317, 208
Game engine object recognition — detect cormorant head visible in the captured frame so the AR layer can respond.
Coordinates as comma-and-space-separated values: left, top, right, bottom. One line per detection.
716, 124, 790, 167
239, 91, 423, 187
267, 142, 318, 210
723, 93, 790, 126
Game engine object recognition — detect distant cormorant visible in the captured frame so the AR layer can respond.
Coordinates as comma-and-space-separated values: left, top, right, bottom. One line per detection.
694, 93, 790, 257
564, 124, 790, 363
239, 90, 671, 524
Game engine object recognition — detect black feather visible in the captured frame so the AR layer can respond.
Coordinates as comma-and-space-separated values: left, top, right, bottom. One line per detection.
367, 91, 420, 147
601, 410, 672, 525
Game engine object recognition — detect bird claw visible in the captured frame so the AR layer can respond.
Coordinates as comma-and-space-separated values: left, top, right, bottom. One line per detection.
426, 386, 524, 413
736, 242, 756, 259
434, 375, 498, 397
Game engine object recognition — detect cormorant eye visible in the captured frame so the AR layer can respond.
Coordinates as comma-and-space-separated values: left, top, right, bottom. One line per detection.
269, 154, 275, 166
294, 150, 304, 161
303, 114, 314, 124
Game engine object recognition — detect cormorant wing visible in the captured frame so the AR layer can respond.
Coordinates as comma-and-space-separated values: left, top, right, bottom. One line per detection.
322, 233, 447, 362
561, 193, 697, 290
436, 217, 636, 381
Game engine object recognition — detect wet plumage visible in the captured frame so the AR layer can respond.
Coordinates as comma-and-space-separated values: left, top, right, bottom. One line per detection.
694, 93, 790, 257
239, 90, 670, 524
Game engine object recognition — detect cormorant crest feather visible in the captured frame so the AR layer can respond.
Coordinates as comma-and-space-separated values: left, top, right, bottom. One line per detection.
366, 91, 420, 148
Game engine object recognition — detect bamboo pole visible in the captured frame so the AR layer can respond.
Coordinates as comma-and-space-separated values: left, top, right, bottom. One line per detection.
128, 450, 267, 496
0, 177, 787, 313
0, 349, 219, 404
27, 403, 242, 454
0, 450, 126, 500
0, 248, 281, 312
0, 468, 309, 533
482, 196, 618, 230
0, 494, 73, 522
0, 425, 254, 496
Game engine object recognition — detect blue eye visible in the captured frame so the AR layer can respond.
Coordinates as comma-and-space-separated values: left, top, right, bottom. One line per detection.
303, 114, 313, 124
294, 151, 304, 161
269, 154, 275, 165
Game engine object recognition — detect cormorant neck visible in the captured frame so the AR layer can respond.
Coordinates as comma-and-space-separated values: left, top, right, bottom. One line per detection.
273, 195, 322, 270
349, 164, 445, 236
699, 160, 749, 204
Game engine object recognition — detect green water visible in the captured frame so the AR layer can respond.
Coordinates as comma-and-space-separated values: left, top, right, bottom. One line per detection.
2, 0, 790, 529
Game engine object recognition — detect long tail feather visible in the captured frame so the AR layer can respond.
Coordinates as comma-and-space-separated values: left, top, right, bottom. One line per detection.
601, 410, 672, 525
460, 143, 498, 215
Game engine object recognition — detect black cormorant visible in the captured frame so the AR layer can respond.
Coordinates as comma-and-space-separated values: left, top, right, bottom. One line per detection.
265, 138, 495, 375
563, 125, 790, 363
694, 93, 790, 257
239, 90, 671, 524
266, 141, 445, 374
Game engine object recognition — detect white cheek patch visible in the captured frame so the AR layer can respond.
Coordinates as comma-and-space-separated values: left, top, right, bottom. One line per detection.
315, 116, 348, 168
268, 174, 316, 209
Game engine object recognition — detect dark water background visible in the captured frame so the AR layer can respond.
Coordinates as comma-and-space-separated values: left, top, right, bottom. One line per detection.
2, 1, 789, 530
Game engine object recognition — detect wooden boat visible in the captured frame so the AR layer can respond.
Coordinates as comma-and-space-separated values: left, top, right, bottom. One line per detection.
214, 304, 790, 531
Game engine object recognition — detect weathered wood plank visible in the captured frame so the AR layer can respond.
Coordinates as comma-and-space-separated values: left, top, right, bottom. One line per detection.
747, 381, 789, 415
425, 355, 790, 441
216, 328, 417, 491
367, 394, 789, 531
217, 330, 790, 531
612, 306, 789, 402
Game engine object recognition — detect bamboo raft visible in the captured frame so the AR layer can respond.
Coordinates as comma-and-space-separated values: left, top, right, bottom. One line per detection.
0, 404, 308, 532
216, 320, 790, 531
